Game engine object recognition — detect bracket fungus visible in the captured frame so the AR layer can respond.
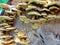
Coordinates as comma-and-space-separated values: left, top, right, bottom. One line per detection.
0, 4, 8, 9
0, 0, 60, 45
0, 16, 13, 22
40, 8, 50, 15
2, 36, 15, 45
29, 0, 47, 8
26, 5, 41, 11
5, 10, 16, 18
27, 11, 41, 20
16, 32, 30, 45
17, 3, 28, 16
0, 23, 9, 27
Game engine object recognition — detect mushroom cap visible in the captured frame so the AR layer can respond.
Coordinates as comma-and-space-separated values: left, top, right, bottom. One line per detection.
49, 6, 59, 10
0, 16, 13, 21
30, 18, 47, 23
47, 2, 60, 9
17, 3, 27, 9
5, 10, 16, 14
41, 8, 50, 12
17, 32, 25, 37
54, 1, 60, 7
29, 0, 46, 7
4, 25, 11, 28
0, 28, 6, 31
46, 15, 58, 20
17, 3, 27, 6
0, 35, 12, 39
40, 8, 50, 15
26, 5, 41, 11
2, 39, 15, 44
0, 4, 8, 9
0, 27, 15, 31
47, 15, 60, 19
0, 23, 8, 27
6, 27, 16, 31
19, 36, 30, 44
27, 11, 41, 16
41, 13, 47, 16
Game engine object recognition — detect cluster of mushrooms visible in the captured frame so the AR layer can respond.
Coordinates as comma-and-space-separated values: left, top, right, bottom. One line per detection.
0, 0, 60, 45
0, 16, 30, 45
0, 1, 30, 45
18, 0, 60, 29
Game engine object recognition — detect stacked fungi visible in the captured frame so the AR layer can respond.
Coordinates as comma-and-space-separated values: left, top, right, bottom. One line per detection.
26, 0, 47, 20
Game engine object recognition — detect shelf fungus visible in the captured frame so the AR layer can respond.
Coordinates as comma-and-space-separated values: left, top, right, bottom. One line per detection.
5, 10, 16, 18
16, 32, 30, 45
0, 4, 8, 9
26, 5, 41, 12
29, 0, 47, 8
2, 36, 15, 45
5, 10, 16, 25
0, 23, 9, 27
20, 16, 30, 23
17, 3, 28, 16
0, 25, 16, 35
5, 27, 16, 31
4, 25, 11, 28
46, 15, 60, 20
25, 0, 29, 3
49, 6, 59, 15
27, 11, 41, 20
17, 3, 28, 10
40, 8, 50, 16
0, 16, 13, 22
